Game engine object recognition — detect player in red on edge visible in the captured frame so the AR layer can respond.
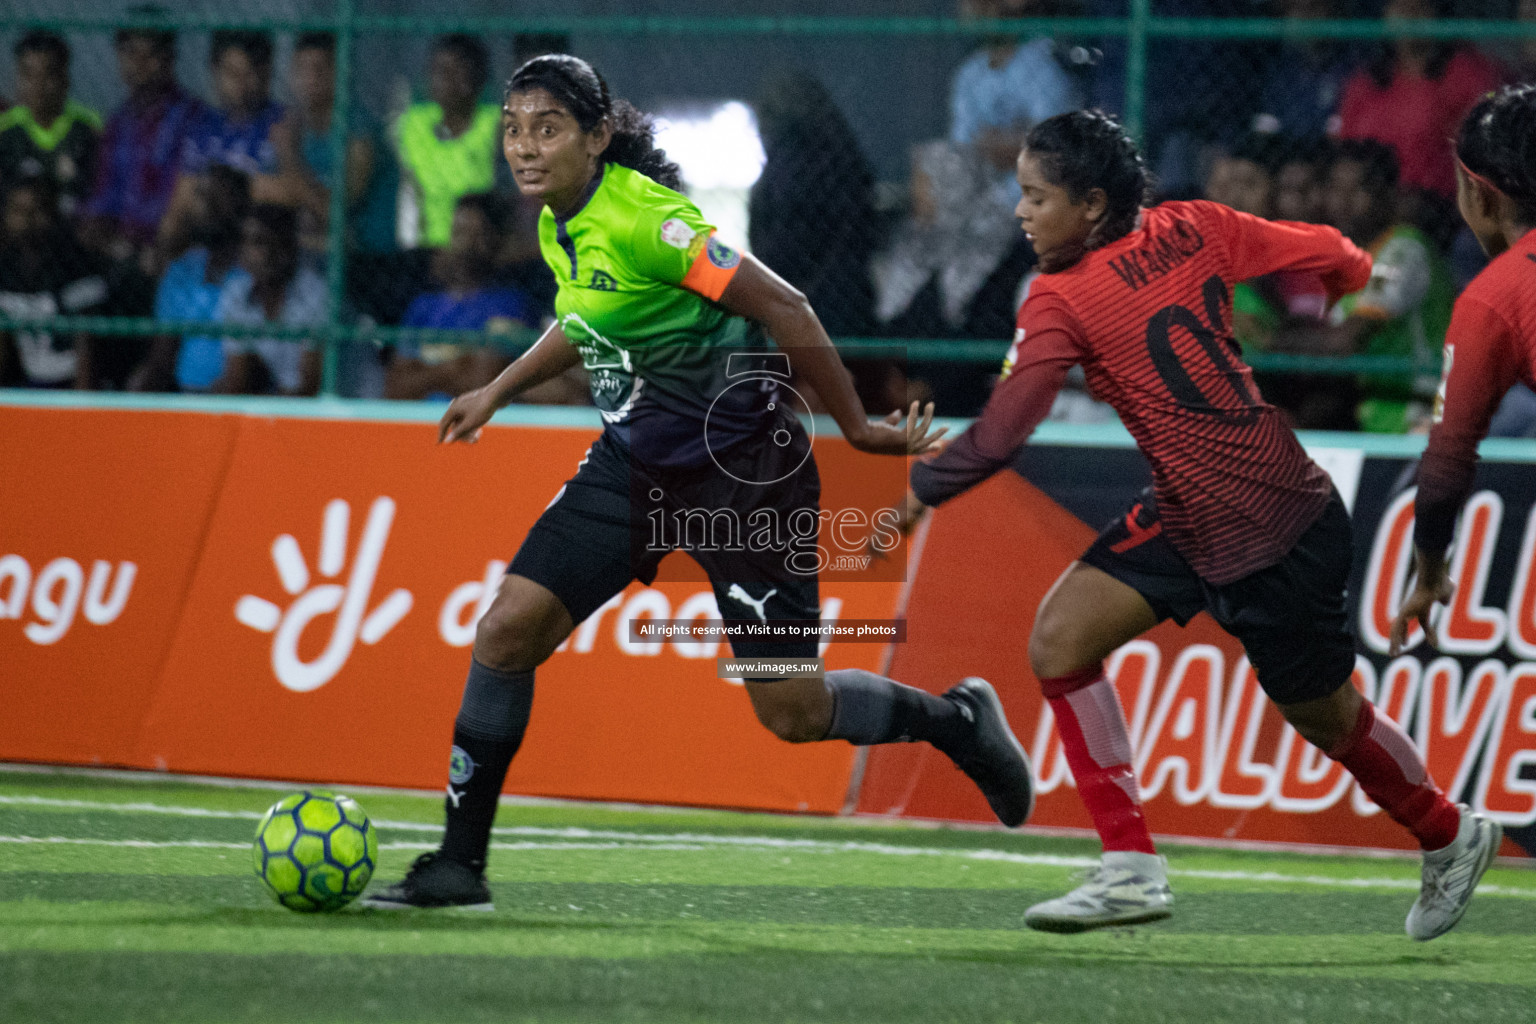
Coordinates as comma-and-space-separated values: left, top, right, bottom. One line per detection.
881, 110, 1500, 938
1392, 81, 1536, 860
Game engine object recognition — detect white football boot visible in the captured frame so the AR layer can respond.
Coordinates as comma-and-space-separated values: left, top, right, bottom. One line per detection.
1405, 804, 1502, 942
1024, 850, 1174, 933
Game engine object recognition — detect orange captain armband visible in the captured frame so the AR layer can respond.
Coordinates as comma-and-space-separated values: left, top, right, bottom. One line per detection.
680, 232, 743, 301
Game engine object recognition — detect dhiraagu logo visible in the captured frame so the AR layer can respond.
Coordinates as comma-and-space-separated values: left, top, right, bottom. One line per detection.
234, 497, 414, 693
561, 312, 642, 423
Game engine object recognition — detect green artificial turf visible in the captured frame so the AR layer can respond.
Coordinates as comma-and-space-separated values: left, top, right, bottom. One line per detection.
2, 767, 1533, 1024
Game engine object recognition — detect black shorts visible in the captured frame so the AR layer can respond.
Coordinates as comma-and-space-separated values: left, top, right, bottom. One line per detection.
1080, 488, 1355, 705
509, 427, 821, 660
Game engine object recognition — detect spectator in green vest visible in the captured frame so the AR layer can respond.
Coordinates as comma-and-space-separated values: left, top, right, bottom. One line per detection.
396, 35, 500, 247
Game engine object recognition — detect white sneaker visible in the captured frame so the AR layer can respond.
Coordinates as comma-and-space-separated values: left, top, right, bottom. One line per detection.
1406, 805, 1502, 942
1024, 851, 1174, 933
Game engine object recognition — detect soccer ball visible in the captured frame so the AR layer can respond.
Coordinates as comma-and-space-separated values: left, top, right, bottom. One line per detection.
252, 790, 378, 912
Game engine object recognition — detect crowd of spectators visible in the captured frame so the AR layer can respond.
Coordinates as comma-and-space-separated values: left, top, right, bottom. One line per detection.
0, 13, 550, 399
1, 2, 1533, 431
878, 0, 1531, 427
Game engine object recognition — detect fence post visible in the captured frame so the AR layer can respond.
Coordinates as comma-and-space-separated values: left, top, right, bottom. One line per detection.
321, 0, 355, 397
1124, 0, 1149, 141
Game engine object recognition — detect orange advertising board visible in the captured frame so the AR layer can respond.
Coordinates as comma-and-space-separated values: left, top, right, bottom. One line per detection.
2, 403, 901, 815
0, 407, 237, 766
7, 400, 1532, 858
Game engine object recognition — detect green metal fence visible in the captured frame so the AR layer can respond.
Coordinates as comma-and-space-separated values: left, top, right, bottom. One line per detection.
0, 6, 1529, 396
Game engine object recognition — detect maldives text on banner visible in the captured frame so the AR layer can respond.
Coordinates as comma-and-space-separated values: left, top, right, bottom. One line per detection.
859, 441, 1536, 859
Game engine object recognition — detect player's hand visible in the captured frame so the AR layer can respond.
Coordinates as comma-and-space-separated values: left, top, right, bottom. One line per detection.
438, 386, 500, 445
867, 491, 928, 561
852, 401, 948, 456
1389, 557, 1455, 656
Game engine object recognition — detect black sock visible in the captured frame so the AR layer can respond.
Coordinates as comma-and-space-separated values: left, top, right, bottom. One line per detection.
439, 659, 534, 869
823, 668, 974, 759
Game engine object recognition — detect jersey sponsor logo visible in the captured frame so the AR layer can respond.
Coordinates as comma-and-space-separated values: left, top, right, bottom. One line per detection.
660, 218, 696, 250
706, 236, 742, 271
559, 313, 633, 372
589, 269, 618, 291
1106, 219, 1205, 292
558, 313, 641, 421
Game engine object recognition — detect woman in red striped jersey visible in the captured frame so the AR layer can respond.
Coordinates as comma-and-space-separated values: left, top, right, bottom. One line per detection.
881, 110, 1501, 938
1394, 87, 1536, 649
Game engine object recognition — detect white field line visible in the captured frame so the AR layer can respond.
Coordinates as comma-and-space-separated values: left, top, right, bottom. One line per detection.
4, 794, 1536, 898
4, 832, 1536, 898
0, 836, 710, 853
0, 763, 1506, 862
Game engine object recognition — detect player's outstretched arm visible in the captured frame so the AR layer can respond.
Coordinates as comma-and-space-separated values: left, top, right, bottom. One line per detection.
715, 253, 947, 457
1390, 295, 1522, 652
438, 321, 582, 444
1200, 200, 1373, 304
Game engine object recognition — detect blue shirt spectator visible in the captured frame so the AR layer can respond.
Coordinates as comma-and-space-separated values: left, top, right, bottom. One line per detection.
156, 30, 285, 264
949, 36, 1078, 149
385, 193, 543, 400
1250, 0, 1361, 141
216, 262, 330, 394
182, 100, 284, 177
400, 287, 537, 335
125, 164, 250, 393
214, 204, 383, 399
81, 17, 207, 255
156, 246, 238, 391
1254, 48, 1356, 141
387, 280, 543, 400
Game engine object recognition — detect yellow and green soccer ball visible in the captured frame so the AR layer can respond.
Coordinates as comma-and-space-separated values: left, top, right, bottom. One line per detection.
252, 790, 378, 912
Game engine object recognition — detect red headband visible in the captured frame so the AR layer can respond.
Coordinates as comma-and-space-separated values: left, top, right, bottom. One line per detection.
1457, 155, 1503, 195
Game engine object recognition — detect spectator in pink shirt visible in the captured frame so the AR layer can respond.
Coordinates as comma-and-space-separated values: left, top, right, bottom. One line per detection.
1337, 0, 1501, 208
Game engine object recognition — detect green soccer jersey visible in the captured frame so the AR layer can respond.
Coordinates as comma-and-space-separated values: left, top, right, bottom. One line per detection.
1334, 223, 1454, 432
540, 162, 781, 466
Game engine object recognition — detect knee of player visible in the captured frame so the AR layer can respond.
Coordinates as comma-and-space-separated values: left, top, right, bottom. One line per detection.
473, 604, 555, 673
1279, 686, 1363, 754
1028, 615, 1077, 681
751, 690, 826, 743
1288, 716, 1345, 752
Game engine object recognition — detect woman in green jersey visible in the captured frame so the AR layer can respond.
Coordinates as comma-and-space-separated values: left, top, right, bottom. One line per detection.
365, 55, 1033, 910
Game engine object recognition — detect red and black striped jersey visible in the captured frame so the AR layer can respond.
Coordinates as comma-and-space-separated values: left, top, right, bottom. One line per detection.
910, 200, 1373, 585
1416, 228, 1536, 555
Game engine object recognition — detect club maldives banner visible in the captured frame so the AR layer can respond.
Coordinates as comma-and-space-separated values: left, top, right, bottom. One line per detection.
3, 398, 1534, 859
862, 438, 1536, 859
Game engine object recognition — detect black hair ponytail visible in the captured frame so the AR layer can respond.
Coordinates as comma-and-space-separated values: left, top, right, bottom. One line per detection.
505, 54, 683, 191
1456, 84, 1536, 228
1023, 109, 1151, 271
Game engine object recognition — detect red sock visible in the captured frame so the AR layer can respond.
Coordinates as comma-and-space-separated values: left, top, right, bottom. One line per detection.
1042, 665, 1156, 855
1330, 700, 1460, 851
